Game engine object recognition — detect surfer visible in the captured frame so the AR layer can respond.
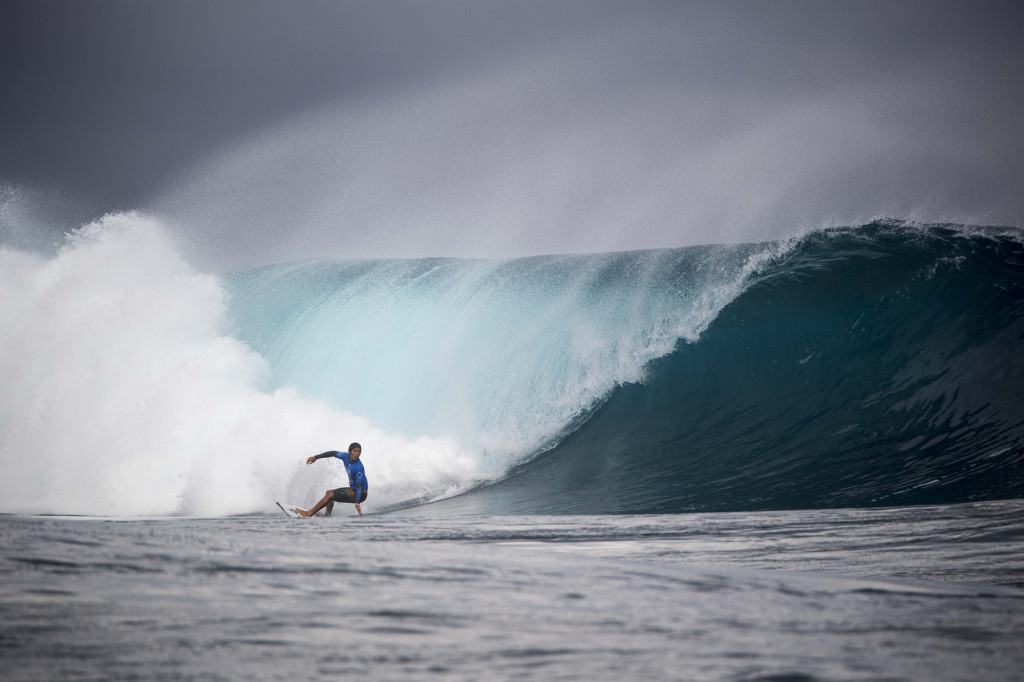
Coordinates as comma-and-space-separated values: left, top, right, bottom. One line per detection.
293, 442, 368, 518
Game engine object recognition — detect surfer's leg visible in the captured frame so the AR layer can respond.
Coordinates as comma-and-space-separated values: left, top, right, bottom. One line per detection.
324, 500, 335, 517
295, 491, 334, 517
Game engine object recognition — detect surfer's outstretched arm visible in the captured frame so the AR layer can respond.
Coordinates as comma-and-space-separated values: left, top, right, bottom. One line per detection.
305, 451, 337, 465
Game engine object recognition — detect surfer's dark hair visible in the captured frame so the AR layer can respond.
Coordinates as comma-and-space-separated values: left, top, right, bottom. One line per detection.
348, 442, 362, 453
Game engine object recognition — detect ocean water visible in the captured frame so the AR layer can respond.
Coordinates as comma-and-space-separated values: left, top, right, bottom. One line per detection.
2, 217, 1023, 679
2, 501, 1023, 681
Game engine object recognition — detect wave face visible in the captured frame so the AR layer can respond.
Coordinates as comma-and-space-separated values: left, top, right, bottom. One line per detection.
224, 244, 767, 478
434, 222, 1024, 514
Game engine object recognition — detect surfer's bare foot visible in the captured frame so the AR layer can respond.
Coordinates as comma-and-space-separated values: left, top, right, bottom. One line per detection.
293, 508, 311, 517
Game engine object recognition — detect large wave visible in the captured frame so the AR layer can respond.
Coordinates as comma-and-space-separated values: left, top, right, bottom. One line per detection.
430, 222, 1024, 514
3, 217, 1021, 516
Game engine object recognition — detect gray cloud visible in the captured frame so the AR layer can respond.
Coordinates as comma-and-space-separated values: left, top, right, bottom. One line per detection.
3, 1, 1022, 268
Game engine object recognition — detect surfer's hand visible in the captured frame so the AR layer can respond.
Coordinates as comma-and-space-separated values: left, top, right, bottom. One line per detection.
354, 503, 362, 516
305, 456, 315, 465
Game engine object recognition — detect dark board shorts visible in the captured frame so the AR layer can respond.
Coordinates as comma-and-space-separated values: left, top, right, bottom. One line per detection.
330, 487, 368, 504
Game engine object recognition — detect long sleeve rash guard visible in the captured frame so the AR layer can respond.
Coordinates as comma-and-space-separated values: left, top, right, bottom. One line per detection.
336, 451, 367, 497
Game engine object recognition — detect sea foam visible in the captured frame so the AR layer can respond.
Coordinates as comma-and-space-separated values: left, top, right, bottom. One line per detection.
0, 214, 480, 516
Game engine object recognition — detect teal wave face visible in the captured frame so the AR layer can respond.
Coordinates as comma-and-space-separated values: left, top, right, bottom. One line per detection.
225, 244, 765, 479
443, 223, 1024, 513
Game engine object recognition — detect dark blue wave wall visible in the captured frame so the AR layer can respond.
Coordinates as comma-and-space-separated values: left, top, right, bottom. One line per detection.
434, 223, 1024, 514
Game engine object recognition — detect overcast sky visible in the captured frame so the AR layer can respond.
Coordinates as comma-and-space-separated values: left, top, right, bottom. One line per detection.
2, 0, 1022, 268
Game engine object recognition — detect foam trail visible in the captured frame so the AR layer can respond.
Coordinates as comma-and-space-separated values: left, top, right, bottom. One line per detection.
0, 213, 479, 516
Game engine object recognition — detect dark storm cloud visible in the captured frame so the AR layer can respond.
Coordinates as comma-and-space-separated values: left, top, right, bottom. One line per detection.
2, 1, 1023, 264
0, 0, 615, 200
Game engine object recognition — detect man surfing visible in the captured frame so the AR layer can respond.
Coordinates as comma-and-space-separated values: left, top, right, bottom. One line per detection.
293, 442, 368, 517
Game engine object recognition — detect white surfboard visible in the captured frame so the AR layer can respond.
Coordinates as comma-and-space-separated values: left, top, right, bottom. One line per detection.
275, 502, 298, 518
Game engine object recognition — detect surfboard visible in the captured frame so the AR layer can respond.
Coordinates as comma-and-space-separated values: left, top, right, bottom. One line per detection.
275, 502, 298, 518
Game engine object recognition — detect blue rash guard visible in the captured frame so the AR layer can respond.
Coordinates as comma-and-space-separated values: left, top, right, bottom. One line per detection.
334, 451, 368, 499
